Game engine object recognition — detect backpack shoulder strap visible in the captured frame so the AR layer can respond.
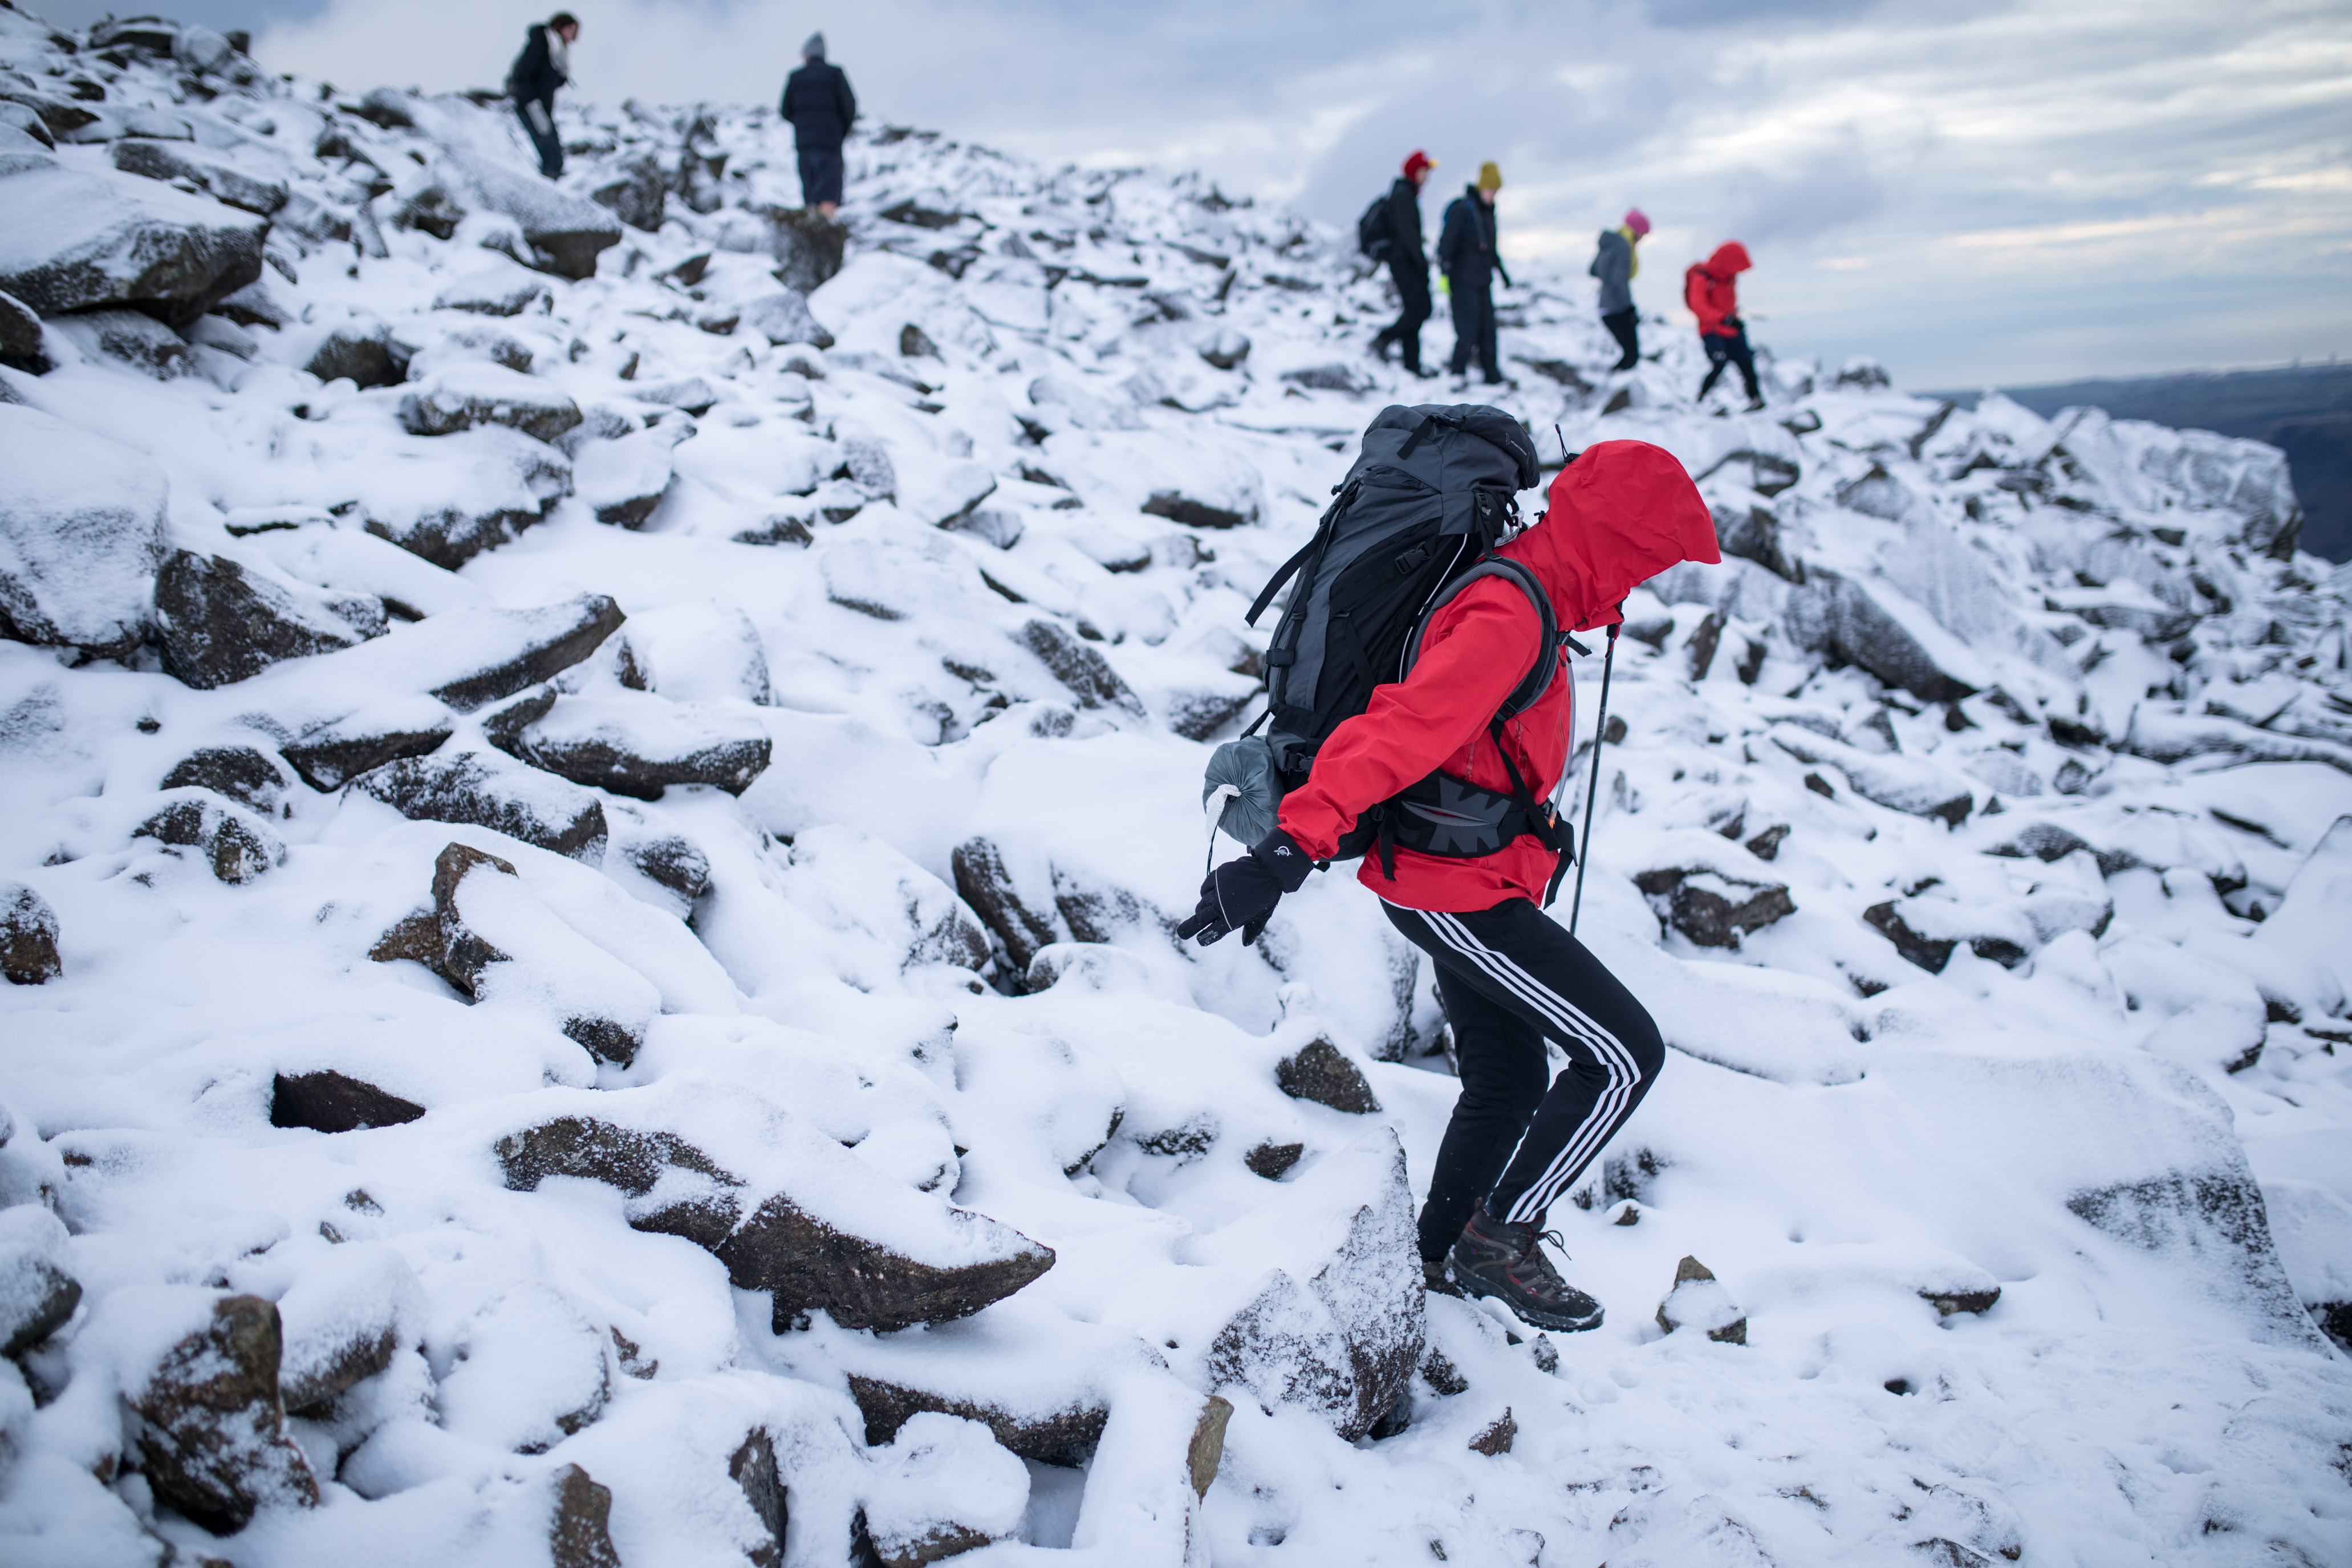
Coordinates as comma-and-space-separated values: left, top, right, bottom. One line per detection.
1402, 556, 1561, 716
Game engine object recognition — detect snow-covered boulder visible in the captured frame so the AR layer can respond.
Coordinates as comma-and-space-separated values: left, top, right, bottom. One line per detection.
509, 689, 773, 799
399, 362, 584, 444
0, 157, 266, 324
109, 1289, 322, 1533
0, 286, 44, 370
354, 750, 610, 860
108, 135, 287, 216
0, 1205, 79, 1356
132, 790, 286, 883
441, 149, 623, 281
0, 405, 166, 656
154, 550, 386, 688
495, 1082, 1057, 1332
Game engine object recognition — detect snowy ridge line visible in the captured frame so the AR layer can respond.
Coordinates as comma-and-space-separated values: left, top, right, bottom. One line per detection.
1, 5, 2350, 1565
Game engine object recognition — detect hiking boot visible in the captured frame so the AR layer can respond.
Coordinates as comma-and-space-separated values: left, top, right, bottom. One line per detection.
1743, 397, 1768, 413
1449, 1209, 1604, 1332
1423, 1257, 1466, 1298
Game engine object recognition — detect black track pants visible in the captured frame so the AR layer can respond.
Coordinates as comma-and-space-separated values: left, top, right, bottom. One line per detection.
1447, 278, 1498, 379
1384, 899, 1665, 1260
1602, 308, 1640, 371
1697, 326, 1760, 401
1372, 262, 1432, 372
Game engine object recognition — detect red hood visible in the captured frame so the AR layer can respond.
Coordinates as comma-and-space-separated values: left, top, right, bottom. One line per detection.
1501, 440, 1719, 632
1703, 241, 1752, 280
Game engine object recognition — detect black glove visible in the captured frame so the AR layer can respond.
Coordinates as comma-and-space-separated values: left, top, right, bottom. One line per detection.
1177, 830, 1315, 947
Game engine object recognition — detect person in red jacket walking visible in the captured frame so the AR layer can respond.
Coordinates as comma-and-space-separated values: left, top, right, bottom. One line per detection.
1179, 441, 1720, 1331
1685, 241, 1764, 412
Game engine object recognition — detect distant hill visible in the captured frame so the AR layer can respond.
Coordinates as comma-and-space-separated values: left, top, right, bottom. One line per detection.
1927, 365, 2352, 562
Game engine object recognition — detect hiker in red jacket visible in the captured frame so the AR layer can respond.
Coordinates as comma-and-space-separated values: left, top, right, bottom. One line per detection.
1179, 441, 1720, 1331
1685, 241, 1764, 412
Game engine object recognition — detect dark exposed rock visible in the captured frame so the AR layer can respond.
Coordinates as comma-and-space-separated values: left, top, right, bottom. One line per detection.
1468, 1408, 1517, 1456
352, 750, 609, 860
1199, 330, 1249, 370
161, 746, 293, 814
1142, 491, 1252, 530
0, 163, 266, 326
879, 200, 965, 230
0, 405, 168, 658
1634, 868, 1796, 949
768, 208, 847, 294
1017, 619, 1144, 716
155, 550, 385, 688
589, 153, 666, 233
1277, 1037, 1380, 1114
513, 692, 773, 801
1245, 1141, 1303, 1180
303, 322, 410, 388
1744, 823, 1789, 861
1655, 1254, 1745, 1344
128, 1294, 320, 1535
282, 713, 454, 791
848, 1375, 1107, 1465
899, 322, 940, 359
950, 837, 1062, 974
0, 1208, 80, 1356
730, 1429, 789, 1568
717, 1192, 1057, 1334
1684, 609, 1725, 680
0, 287, 44, 373
1280, 363, 1374, 395
549, 1465, 623, 1568
497, 1111, 1052, 1332
481, 685, 558, 756
1984, 822, 2094, 864
1712, 502, 1801, 581
270, 1070, 425, 1134
1919, 1285, 2001, 1317
1697, 448, 1799, 499
612, 819, 712, 904
134, 793, 286, 884
1863, 900, 1955, 973
2, 882, 62, 985
1421, 1350, 1468, 1396
1165, 687, 1257, 741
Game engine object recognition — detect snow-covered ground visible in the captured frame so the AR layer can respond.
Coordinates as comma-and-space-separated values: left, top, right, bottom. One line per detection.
3, 10, 2350, 1567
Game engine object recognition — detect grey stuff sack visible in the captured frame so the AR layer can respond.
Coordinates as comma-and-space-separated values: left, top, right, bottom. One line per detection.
1202, 733, 1283, 847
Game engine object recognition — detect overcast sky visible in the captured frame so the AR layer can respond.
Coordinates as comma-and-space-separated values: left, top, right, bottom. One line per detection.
39, 0, 2352, 389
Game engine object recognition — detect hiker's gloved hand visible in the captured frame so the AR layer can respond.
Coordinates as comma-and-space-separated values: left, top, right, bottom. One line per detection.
1177, 830, 1314, 947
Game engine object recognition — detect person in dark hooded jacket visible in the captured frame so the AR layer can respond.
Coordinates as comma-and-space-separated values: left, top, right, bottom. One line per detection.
1177, 440, 1721, 1333
1438, 163, 1513, 384
781, 31, 858, 217
1367, 150, 1437, 377
506, 11, 578, 179
1686, 241, 1764, 411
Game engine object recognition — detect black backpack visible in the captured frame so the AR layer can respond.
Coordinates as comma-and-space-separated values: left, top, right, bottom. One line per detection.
1356, 193, 1392, 262
1206, 405, 1580, 892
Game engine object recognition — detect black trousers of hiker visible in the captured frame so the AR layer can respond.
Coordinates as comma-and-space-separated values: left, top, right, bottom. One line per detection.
1697, 326, 1760, 402
1602, 308, 1640, 371
1384, 899, 1665, 1261
798, 145, 846, 206
1447, 276, 1500, 381
515, 98, 562, 178
1372, 261, 1432, 372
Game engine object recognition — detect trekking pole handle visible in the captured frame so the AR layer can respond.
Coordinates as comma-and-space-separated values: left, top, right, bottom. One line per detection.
1567, 619, 1620, 940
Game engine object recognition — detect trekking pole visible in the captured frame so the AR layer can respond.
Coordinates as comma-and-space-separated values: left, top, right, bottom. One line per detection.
1567, 622, 1620, 939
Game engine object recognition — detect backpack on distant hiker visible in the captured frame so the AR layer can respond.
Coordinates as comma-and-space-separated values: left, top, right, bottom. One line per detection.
1204, 404, 1580, 887
1356, 193, 1394, 262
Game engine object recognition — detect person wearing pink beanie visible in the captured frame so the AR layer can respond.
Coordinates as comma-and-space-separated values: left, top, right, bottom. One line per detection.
1590, 207, 1650, 372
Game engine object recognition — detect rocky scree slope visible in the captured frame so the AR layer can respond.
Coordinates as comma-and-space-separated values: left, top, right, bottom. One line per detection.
1, 7, 2351, 1566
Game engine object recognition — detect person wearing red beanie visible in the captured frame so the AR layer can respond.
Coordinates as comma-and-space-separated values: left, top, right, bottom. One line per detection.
1367, 151, 1439, 376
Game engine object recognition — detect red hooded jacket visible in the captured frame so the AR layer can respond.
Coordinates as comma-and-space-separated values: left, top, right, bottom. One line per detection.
1277, 440, 1720, 912
1684, 242, 1751, 339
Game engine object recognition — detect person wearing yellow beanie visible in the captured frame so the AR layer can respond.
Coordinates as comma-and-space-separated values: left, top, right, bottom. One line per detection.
1438, 163, 1513, 384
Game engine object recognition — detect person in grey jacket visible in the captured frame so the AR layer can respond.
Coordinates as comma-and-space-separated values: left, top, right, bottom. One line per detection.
1590, 208, 1650, 372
